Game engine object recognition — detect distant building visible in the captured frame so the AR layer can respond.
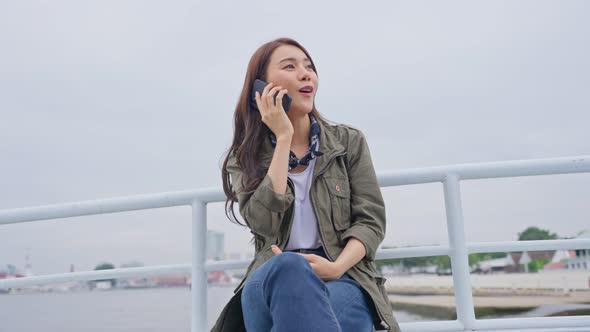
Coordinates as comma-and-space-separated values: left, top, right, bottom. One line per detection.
0, 264, 24, 279
409, 265, 438, 274
24, 250, 33, 277
476, 255, 515, 274
118, 261, 150, 288
207, 230, 224, 261
94, 281, 113, 290
151, 274, 188, 287
475, 250, 577, 274
544, 250, 575, 270
567, 249, 590, 270
508, 250, 575, 272
207, 271, 232, 285
543, 261, 567, 270
566, 233, 590, 270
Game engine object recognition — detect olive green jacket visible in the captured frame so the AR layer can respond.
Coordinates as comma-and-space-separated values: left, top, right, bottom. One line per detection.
211, 119, 400, 332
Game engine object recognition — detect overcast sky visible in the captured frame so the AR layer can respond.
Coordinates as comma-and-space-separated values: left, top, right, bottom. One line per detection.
1, 1, 589, 275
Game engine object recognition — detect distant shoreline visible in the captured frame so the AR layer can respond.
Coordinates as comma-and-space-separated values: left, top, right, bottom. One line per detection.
388, 292, 590, 320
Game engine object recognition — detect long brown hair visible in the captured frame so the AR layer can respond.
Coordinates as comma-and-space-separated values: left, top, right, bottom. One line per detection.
221, 37, 330, 227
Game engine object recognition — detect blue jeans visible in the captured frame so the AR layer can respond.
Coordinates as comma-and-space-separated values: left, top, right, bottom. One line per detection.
241, 247, 374, 332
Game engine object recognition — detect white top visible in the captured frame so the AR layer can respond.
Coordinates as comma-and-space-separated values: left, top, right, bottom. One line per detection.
284, 158, 322, 251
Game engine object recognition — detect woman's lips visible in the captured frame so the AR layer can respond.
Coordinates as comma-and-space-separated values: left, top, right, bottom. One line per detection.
299, 91, 313, 97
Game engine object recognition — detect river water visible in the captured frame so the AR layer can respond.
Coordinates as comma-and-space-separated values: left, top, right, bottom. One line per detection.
0, 286, 430, 331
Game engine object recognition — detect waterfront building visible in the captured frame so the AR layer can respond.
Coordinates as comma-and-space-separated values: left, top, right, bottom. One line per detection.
207, 230, 224, 261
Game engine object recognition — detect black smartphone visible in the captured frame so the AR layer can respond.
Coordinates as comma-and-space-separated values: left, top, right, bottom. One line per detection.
250, 79, 292, 113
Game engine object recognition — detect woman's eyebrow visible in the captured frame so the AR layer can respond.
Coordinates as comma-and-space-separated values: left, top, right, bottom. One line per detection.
278, 57, 311, 64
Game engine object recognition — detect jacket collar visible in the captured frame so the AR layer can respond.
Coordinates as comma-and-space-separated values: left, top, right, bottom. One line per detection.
260, 116, 346, 178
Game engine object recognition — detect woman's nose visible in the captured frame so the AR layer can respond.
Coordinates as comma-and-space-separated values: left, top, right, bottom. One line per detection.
298, 69, 311, 81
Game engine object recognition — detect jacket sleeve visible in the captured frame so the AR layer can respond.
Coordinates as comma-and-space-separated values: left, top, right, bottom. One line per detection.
226, 151, 294, 238
339, 131, 386, 261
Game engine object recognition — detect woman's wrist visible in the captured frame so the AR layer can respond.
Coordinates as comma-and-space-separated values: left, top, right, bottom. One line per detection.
332, 238, 366, 278
332, 260, 346, 277
276, 133, 293, 143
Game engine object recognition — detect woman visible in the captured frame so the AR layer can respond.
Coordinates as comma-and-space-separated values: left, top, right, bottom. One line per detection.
213, 37, 400, 332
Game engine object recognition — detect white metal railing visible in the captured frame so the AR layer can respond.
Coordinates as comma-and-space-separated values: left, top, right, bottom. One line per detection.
1, 155, 590, 332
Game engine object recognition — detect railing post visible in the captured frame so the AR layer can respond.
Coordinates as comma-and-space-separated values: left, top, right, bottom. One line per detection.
443, 173, 476, 329
192, 200, 207, 332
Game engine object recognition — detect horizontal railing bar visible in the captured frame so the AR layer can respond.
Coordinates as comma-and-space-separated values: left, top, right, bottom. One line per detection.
397, 315, 590, 332
475, 316, 590, 330
474, 327, 590, 332
468, 239, 590, 253
379, 155, 590, 186
205, 259, 250, 271
0, 259, 255, 289
398, 320, 464, 332
377, 238, 590, 261
2, 156, 588, 226
0, 264, 191, 289
376, 246, 451, 260
0, 187, 224, 225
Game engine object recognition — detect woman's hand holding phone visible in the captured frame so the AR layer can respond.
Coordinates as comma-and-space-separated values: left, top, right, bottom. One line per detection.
254, 82, 294, 140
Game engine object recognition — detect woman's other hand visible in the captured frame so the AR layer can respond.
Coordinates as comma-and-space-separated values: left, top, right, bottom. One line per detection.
254, 82, 294, 140
271, 245, 344, 281
271, 245, 283, 256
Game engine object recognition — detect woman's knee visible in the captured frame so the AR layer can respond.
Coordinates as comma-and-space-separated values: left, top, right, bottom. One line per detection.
270, 252, 311, 275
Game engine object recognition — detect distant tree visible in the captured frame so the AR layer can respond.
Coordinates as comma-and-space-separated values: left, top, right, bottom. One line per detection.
518, 226, 558, 241
93, 262, 117, 287
95, 262, 115, 270
528, 258, 550, 273
433, 256, 451, 270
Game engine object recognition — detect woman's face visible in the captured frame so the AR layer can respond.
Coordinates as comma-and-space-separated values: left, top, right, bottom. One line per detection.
265, 45, 318, 114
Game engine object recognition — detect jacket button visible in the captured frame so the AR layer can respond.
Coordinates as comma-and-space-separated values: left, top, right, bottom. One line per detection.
380, 321, 389, 328
335, 184, 341, 192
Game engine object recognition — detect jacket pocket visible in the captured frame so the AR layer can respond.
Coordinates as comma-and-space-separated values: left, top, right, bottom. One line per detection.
324, 176, 351, 231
